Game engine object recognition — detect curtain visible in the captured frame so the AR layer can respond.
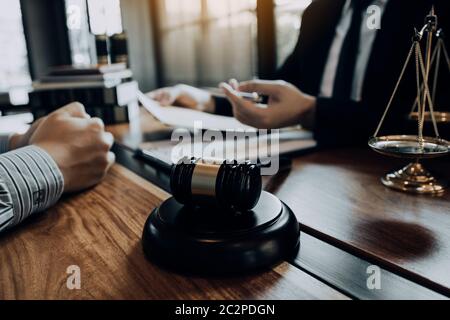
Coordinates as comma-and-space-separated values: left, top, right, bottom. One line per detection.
158, 0, 258, 87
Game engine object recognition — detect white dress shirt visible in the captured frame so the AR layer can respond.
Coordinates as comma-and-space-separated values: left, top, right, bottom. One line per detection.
0, 134, 64, 233
320, 0, 389, 101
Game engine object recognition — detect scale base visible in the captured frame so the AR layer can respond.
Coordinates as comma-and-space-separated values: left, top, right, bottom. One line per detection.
142, 192, 300, 275
382, 162, 446, 194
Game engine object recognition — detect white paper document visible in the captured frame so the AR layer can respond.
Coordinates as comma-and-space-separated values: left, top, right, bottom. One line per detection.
137, 90, 317, 166
137, 91, 256, 132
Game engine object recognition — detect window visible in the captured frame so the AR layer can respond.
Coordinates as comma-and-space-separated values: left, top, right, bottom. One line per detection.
275, 0, 312, 67
0, 0, 31, 92
158, 0, 258, 87
87, 0, 123, 36
63, 0, 312, 87
65, 0, 123, 66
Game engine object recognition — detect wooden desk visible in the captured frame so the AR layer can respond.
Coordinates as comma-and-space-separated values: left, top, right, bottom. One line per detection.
0, 165, 347, 300
272, 149, 450, 295
1, 111, 448, 299
108, 111, 450, 298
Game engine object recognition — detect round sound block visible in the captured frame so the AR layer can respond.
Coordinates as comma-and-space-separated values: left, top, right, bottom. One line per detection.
142, 192, 300, 275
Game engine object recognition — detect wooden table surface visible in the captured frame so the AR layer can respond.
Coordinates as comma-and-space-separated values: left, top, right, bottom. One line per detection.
109, 111, 450, 297
0, 165, 347, 300
1, 110, 448, 299
270, 149, 450, 295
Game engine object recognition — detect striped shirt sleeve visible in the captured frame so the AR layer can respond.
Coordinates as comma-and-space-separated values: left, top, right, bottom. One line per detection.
0, 134, 11, 154
0, 146, 64, 233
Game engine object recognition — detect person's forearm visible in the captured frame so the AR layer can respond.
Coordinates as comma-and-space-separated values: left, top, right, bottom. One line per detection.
0, 146, 64, 233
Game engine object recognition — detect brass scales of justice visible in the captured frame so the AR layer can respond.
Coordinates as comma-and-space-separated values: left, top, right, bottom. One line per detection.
369, 8, 450, 195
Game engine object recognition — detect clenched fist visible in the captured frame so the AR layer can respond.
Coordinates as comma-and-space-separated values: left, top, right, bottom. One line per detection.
29, 102, 115, 193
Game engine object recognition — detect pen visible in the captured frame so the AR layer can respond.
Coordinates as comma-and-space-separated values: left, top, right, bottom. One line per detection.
236, 91, 264, 103
212, 88, 265, 103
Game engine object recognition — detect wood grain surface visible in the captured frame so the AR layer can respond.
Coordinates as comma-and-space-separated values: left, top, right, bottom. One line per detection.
295, 233, 447, 300
0, 165, 348, 300
267, 149, 450, 295
109, 110, 450, 295
112, 142, 448, 299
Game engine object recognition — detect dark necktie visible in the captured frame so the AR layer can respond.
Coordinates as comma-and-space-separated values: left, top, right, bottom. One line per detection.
333, 0, 374, 100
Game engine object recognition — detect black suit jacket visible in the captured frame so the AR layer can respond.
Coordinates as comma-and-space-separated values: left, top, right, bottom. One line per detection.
216, 0, 450, 147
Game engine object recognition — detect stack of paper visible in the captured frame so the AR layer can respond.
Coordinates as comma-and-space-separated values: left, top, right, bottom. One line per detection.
137, 91, 256, 132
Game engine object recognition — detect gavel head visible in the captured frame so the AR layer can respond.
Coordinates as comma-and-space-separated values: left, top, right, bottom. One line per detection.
170, 158, 262, 212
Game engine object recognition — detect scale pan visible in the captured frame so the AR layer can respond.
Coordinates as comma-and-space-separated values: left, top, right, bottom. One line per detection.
409, 112, 450, 124
368, 135, 449, 159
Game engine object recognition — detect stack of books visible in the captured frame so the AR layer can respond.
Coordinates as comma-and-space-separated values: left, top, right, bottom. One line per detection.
30, 63, 139, 124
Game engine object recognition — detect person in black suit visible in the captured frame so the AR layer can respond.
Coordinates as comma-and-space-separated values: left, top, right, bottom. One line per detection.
150, 0, 449, 147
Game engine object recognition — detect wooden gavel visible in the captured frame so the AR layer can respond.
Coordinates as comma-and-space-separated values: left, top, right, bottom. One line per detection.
170, 157, 263, 212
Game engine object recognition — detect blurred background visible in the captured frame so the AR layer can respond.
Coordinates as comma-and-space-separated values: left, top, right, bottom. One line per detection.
0, 0, 312, 94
